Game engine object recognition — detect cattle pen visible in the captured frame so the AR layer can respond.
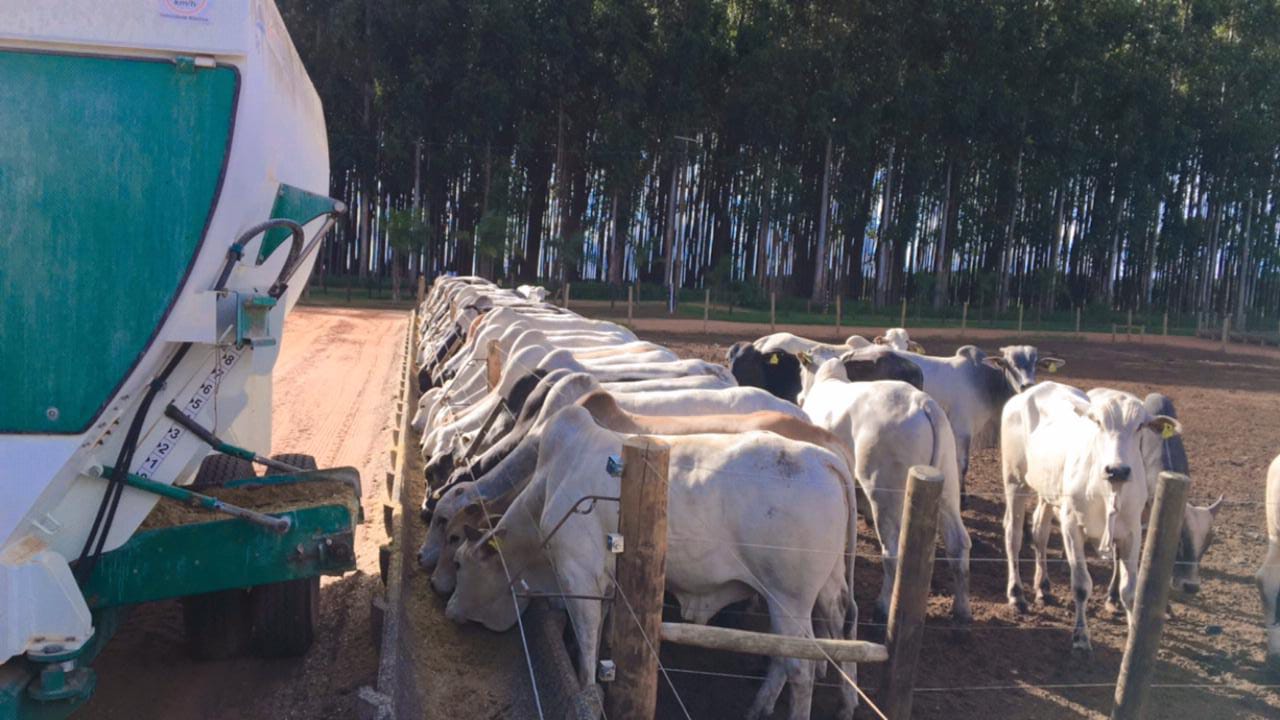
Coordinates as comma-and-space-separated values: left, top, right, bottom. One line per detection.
357, 282, 1280, 720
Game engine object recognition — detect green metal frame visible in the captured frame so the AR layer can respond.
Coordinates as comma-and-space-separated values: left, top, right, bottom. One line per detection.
0, 471, 358, 720
256, 184, 344, 264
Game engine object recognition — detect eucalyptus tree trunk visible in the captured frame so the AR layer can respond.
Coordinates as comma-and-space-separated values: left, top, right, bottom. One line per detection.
932, 155, 956, 310
874, 143, 897, 309
1236, 192, 1254, 328
811, 133, 834, 304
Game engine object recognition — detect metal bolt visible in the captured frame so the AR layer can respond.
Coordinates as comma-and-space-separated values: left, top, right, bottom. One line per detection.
597, 659, 617, 682
45, 407, 59, 421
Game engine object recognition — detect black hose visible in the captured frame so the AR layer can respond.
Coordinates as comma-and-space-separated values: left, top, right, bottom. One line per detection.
74, 222, 281, 582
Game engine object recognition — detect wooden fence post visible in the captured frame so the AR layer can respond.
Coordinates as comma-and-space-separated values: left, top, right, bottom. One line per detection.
961, 301, 968, 333
627, 286, 633, 323
770, 292, 777, 331
1112, 324, 1117, 343
1017, 303, 1024, 335
605, 438, 670, 720
836, 294, 842, 335
416, 274, 426, 305
880, 465, 944, 720
703, 289, 710, 332
563, 282, 570, 309
1076, 306, 1082, 335
1221, 315, 1230, 350
485, 339, 502, 389
1111, 472, 1190, 720
899, 298, 907, 328
1163, 312, 1169, 337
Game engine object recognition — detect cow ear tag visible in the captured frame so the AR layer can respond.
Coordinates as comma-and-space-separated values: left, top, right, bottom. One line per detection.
487, 536, 502, 552
768, 354, 780, 365
1048, 362, 1058, 374
1161, 424, 1175, 440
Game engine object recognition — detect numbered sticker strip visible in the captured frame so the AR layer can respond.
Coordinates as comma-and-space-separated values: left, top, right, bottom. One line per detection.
136, 347, 244, 479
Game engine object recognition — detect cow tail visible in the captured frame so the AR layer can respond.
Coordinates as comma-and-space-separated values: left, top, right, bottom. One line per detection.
922, 397, 948, 473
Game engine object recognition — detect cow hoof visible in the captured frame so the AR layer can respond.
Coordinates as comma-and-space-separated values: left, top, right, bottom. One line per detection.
1036, 592, 1057, 607
1071, 636, 1092, 656
1103, 600, 1123, 619
1008, 597, 1029, 615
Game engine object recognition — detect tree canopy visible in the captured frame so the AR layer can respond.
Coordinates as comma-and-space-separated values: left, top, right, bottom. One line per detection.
280, 0, 1280, 325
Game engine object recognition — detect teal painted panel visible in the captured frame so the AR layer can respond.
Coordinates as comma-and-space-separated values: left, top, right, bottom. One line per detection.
0, 52, 236, 433
80, 504, 355, 609
256, 184, 341, 264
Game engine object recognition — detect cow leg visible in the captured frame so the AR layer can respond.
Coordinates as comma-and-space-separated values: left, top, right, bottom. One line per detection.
939, 497, 973, 623
1003, 483, 1031, 613
1257, 541, 1280, 672
1059, 505, 1093, 654
1030, 500, 1055, 605
866, 493, 901, 623
1115, 529, 1141, 631
956, 433, 973, 508
812, 581, 858, 720
1105, 557, 1123, 617
748, 605, 817, 720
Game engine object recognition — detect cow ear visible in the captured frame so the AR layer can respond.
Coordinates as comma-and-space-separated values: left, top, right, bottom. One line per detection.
907, 341, 926, 354
1146, 415, 1183, 439
797, 351, 814, 367
983, 355, 1011, 371
463, 524, 485, 543
1037, 356, 1066, 373
873, 335, 886, 345
458, 501, 486, 524
1208, 495, 1225, 517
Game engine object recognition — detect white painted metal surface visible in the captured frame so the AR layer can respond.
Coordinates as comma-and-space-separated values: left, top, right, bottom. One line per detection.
0, 0, 330, 663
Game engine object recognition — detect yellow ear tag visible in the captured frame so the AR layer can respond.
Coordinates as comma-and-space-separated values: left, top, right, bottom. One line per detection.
1161, 424, 1175, 440
487, 536, 502, 552
768, 354, 779, 365
1048, 363, 1058, 374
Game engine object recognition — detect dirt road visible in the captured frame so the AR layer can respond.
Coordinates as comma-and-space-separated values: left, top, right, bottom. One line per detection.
83, 306, 405, 720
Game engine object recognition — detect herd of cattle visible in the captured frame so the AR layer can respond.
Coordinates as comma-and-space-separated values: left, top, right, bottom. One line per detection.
409, 275, 1280, 719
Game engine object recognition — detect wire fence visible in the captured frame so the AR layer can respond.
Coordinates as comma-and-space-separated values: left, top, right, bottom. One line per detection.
413, 281, 1280, 719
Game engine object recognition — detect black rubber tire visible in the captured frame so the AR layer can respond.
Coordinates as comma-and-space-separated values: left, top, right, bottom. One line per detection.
247, 452, 322, 657
182, 589, 251, 660
268, 453, 318, 473
190, 453, 257, 490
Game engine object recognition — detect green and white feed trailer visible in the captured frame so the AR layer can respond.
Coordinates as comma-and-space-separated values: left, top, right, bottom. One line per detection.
0, 2, 358, 717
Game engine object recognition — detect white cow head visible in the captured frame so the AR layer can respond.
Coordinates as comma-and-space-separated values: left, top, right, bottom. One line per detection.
1172, 497, 1223, 593
874, 328, 925, 353
984, 345, 1066, 393
1075, 394, 1182, 550
444, 525, 526, 631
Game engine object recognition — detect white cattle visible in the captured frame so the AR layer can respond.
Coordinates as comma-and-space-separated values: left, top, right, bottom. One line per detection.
803, 359, 972, 622
846, 344, 1064, 500
1257, 453, 1280, 671
444, 405, 859, 720
1001, 382, 1180, 652
873, 327, 924, 353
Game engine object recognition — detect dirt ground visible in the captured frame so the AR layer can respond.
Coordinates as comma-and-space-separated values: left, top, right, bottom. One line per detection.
629, 320, 1280, 719
83, 307, 405, 720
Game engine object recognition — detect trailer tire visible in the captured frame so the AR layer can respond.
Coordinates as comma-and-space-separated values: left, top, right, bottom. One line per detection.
268, 453, 318, 473
190, 453, 257, 490
182, 589, 252, 660
249, 452, 322, 657
249, 577, 320, 657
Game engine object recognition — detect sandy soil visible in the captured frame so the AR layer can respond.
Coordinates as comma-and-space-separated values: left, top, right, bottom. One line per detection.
632, 322, 1280, 720
83, 307, 405, 720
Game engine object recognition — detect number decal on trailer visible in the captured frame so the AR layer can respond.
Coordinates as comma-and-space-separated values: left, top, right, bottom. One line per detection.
135, 347, 244, 479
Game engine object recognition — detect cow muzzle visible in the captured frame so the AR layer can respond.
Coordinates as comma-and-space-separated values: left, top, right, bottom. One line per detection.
1104, 464, 1131, 482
